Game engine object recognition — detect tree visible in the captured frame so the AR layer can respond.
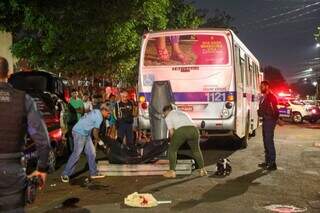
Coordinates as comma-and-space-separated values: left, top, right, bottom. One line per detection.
201, 9, 237, 33
0, 0, 235, 85
262, 66, 288, 91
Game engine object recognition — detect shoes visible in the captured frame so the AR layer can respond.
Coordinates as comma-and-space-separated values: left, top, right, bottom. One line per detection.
61, 175, 70, 183
90, 175, 106, 179
199, 168, 208, 177
258, 162, 267, 168
266, 163, 277, 171
163, 170, 176, 178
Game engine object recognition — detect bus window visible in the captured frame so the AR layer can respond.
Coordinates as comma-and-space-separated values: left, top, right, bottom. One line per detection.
245, 55, 250, 87
235, 45, 242, 84
240, 57, 245, 86
144, 34, 230, 66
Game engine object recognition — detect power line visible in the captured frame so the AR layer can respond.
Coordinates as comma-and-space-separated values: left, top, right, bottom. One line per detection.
241, 1, 320, 27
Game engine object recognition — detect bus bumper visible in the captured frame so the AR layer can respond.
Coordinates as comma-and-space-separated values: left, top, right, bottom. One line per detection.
138, 115, 235, 136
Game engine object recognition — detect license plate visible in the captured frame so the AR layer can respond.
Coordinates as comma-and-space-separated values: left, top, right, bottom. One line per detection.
177, 105, 194, 112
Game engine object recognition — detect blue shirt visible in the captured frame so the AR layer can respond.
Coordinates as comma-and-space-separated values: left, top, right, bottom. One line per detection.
73, 109, 103, 136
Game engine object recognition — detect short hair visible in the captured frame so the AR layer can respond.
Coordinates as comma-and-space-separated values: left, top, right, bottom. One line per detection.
100, 102, 111, 111
163, 104, 173, 113
261, 81, 270, 86
0, 57, 9, 78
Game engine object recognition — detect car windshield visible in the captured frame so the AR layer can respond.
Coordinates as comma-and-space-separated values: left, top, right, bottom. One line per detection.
290, 100, 304, 105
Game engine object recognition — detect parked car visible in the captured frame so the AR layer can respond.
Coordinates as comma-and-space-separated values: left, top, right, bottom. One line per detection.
8, 71, 73, 173
278, 98, 319, 124
301, 100, 320, 123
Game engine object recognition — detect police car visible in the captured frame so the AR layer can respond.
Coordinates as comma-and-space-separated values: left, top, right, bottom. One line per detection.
278, 98, 318, 124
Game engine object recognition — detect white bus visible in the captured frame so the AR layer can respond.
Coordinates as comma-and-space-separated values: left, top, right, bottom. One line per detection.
137, 29, 262, 147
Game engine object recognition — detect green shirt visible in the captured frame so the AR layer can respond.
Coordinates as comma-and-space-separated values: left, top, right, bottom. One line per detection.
70, 97, 84, 120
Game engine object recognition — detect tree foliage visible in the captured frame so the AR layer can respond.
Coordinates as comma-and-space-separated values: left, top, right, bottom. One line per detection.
0, 0, 235, 85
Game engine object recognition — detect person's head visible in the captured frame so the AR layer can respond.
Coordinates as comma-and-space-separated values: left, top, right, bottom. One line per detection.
100, 103, 111, 118
260, 81, 270, 94
109, 94, 116, 102
0, 57, 9, 81
120, 90, 128, 103
71, 89, 78, 99
83, 93, 90, 102
162, 104, 174, 117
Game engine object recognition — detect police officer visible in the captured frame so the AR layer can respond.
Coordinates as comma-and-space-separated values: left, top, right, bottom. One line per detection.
162, 104, 207, 178
0, 57, 51, 212
258, 81, 279, 171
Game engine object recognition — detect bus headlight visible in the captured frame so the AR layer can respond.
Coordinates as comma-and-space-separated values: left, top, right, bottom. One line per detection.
221, 109, 229, 118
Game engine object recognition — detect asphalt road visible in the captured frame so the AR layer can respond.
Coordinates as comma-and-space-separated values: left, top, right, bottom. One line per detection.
27, 123, 320, 213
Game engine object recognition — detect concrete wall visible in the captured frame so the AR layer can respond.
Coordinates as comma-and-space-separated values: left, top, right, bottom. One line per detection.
0, 31, 14, 75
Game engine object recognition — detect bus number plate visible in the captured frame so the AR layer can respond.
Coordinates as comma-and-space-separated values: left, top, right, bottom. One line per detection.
208, 92, 227, 102
177, 105, 194, 112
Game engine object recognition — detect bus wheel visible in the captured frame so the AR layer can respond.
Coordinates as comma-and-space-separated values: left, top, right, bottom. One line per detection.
249, 129, 256, 137
240, 118, 250, 149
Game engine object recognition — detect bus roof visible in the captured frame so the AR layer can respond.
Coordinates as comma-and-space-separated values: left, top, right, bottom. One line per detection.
144, 28, 260, 69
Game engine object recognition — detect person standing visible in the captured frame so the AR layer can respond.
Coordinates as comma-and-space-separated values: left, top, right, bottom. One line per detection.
162, 105, 207, 178
258, 81, 279, 171
115, 90, 135, 149
70, 89, 84, 121
83, 93, 93, 114
0, 57, 50, 212
61, 103, 111, 183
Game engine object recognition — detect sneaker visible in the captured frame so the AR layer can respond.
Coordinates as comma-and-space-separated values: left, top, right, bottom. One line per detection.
61, 175, 70, 183
258, 162, 267, 168
90, 175, 106, 179
163, 170, 176, 178
266, 163, 277, 171
199, 168, 208, 177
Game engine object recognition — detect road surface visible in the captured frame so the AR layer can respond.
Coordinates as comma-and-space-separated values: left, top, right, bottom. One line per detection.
27, 123, 320, 213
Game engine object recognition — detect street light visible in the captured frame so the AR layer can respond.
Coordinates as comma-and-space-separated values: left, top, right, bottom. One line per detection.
316, 43, 320, 48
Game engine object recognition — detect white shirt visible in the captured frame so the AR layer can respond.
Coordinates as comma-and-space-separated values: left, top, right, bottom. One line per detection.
84, 101, 93, 112
165, 110, 195, 130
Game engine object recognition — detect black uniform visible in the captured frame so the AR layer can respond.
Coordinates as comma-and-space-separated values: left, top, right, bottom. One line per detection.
0, 83, 50, 212
258, 92, 279, 166
115, 101, 134, 147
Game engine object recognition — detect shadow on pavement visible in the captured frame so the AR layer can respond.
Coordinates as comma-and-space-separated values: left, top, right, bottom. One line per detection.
45, 197, 91, 213
171, 169, 267, 211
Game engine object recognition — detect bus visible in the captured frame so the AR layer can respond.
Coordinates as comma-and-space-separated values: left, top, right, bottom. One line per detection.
137, 29, 262, 148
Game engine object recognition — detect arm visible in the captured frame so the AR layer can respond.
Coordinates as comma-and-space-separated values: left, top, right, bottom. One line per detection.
168, 128, 174, 139
92, 128, 100, 143
25, 95, 50, 188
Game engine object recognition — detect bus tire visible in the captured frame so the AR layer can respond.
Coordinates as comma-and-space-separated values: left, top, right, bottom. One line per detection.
249, 129, 256, 137
240, 117, 250, 149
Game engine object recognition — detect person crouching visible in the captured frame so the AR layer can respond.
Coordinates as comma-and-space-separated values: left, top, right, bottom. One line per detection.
61, 103, 111, 183
162, 105, 207, 178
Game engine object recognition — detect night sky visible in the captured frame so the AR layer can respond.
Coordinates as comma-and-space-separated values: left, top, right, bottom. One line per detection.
193, 0, 320, 82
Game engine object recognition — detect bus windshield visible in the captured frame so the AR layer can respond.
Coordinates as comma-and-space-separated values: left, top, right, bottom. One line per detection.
144, 34, 229, 66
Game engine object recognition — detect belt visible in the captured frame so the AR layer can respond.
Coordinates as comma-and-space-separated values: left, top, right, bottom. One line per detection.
0, 152, 23, 160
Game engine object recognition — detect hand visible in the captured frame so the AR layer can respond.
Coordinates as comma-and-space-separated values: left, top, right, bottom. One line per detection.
28, 170, 47, 190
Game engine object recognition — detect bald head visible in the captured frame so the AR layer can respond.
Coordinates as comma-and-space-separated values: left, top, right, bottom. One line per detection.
0, 57, 9, 79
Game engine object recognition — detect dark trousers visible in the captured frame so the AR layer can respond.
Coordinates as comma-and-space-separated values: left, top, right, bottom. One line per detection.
262, 119, 277, 164
0, 160, 26, 213
117, 123, 134, 147
169, 126, 205, 170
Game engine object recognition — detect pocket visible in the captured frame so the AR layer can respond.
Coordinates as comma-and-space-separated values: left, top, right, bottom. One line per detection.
0, 167, 26, 195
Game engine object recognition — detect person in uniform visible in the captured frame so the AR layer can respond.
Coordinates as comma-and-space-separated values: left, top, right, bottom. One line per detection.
258, 81, 279, 171
114, 90, 135, 150
162, 105, 207, 178
0, 57, 51, 212
61, 103, 112, 183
